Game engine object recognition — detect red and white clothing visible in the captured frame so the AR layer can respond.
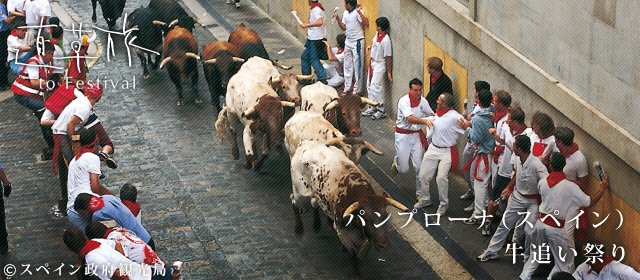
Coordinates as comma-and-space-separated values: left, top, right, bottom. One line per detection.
49, 95, 92, 135
367, 32, 391, 106
573, 259, 640, 280
394, 94, 433, 195
323, 47, 344, 87
490, 113, 510, 182
530, 133, 559, 158
104, 227, 165, 270
83, 239, 152, 280
417, 109, 465, 207
521, 174, 591, 280
562, 146, 589, 249
6, 33, 28, 62
341, 8, 365, 94
11, 54, 52, 98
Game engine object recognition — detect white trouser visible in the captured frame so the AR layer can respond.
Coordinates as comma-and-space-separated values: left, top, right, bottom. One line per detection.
520, 221, 573, 280
471, 153, 492, 218
485, 191, 539, 255
367, 60, 386, 106
565, 207, 579, 250
418, 144, 452, 206
343, 38, 364, 94
323, 63, 344, 87
394, 132, 424, 194
462, 142, 476, 191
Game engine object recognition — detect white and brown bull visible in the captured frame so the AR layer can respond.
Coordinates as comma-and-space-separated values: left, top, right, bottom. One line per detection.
284, 111, 382, 164
215, 63, 296, 170
290, 140, 408, 278
301, 82, 378, 137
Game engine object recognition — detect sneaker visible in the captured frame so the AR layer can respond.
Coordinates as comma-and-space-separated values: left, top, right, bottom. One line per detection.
235, 2, 241, 8
51, 204, 66, 218
477, 250, 499, 262
98, 151, 118, 169
436, 205, 448, 216
463, 203, 474, 213
371, 110, 387, 120
413, 199, 432, 209
362, 107, 376, 116
482, 223, 491, 236
99, 174, 106, 180
172, 261, 183, 277
391, 160, 398, 176
463, 217, 479, 225
460, 189, 474, 200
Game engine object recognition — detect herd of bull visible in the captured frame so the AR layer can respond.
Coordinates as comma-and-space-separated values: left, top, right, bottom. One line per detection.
91, 0, 409, 277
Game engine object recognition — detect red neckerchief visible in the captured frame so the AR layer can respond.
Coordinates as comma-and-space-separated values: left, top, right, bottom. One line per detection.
494, 108, 508, 124
589, 255, 615, 274
409, 92, 421, 108
436, 107, 451, 117
78, 239, 101, 259
561, 142, 579, 158
430, 71, 442, 84
103, 228, 115, 238
547, 171, 566, 188
376, 32, 387, 43
11, 30, 18, 37
310, 2, 324, 11
336, 49, 344, 54
510, 124, 527, 137
122, 200, 141, 217
87, 196, 105, 214
75, 135, 98, 160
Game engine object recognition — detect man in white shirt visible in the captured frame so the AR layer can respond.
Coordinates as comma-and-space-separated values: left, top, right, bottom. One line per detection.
477, 135, 548, 262
322, 34, 345, 89
63, 227, 153, 280
7, 21, 35, 75
415, 93, 465, 215
332, 0, 368, 95
530, 112, 559, 163
391, 78, 433, 202
362, 17, 392, 120
520, 153, 609, 280
23, 0, 50, 45
299, 0, 327, 85
572, 242, 640, 280
6, 0, 25, 17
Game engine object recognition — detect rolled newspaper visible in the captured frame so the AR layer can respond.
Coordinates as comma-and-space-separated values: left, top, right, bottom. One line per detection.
540, 140, 556, 159
332, 7, 340, 24
291, 11, 303, 25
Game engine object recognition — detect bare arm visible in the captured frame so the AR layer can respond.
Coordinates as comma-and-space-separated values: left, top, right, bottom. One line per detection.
324, 41, 337, 61
356, 6, 368, 26
17, 45, 35, 52
501, 174, 517, 198
90, 173, 114, 196
114, 241, 126, 256
301, 16, 323, 28
2, 15, 16, 24
332, 14, 346, 31
0, 168, 10, 186
406, 115, 430, 126
9, 11, 24, 17
67, 116, 82, 139
385, 56, 393, 82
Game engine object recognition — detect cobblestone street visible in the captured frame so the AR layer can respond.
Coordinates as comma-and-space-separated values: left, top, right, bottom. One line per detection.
0, 0, 440, 279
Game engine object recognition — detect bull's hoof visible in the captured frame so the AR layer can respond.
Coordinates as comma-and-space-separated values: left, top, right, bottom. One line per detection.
177, 98, 184, 106
143, 74, 150, 80
232, 152, 239, 160
195, 97, 203, 104
295, 223, 304, 235
252, 154, 268, 171
92, 17, 97, 23
243, 161, 252, 169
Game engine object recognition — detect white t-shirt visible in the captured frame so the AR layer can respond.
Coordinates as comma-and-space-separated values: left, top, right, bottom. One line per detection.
537, 178, 590, 220
24, 0, 51, 26
530, 133, 559, 157
511, 154, 548, 195
51, 96, 92, 135
7, 35, 28, 62
52, 43, 65, 74
67, 153, 101, 210
23, 55, 46, 80
342, 9, 365, 41
307, 6, 326, 40
573, 260, 640, 280
105, 228, 165, 270
370, 33, 392, 62
505, 127, 534, 177
7, 0, 24, 13
84, 239, 152, 280
428, 110, 465, 147
494, 115, 510, 177
564, 150, 589, 181
395, 95, 433, 131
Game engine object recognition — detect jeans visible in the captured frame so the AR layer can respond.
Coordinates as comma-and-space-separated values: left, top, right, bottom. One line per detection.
301, 39, 327, 80
14, 94, 55, 149
9, 50, 35, 75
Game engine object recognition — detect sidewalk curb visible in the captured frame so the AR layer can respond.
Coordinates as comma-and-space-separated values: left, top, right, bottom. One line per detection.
50, 2, 102, 69
361, 167, 474, 280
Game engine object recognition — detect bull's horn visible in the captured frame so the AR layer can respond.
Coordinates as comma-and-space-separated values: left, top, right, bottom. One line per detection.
360, 97, 379, 106
386, 198, 409, 212
203, 58, 217, 64
87, 31, 97, 43
232, 57, 245, 63
186, 53, 201, 60
159, 57, 172, 69
325, 136, 345, 147
168, 19, 179, 28
152, 20, 167, 26
325, 100, 339, 111
131, 25, 139, 30
296, 74, 314, 81
241, 106, 256, 118
193, 17, 204, 26
342, 202, 360, 219
364, 141, 383, 155
280, 101, 296, 108
268, 76, 281, 85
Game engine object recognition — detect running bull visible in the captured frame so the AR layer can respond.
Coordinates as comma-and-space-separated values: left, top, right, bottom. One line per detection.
148, 0, 203, 32
92, 0, 126, 31
159, 27, 201, 106
127, 6, 164, 79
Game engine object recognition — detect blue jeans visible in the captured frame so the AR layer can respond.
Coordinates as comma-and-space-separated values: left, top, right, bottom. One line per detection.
301, 39, 327, 80
9, 50, 35, 75
13, 93, 44, 112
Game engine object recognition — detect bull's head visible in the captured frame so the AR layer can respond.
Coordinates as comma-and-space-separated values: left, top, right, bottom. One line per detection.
342, 193, 408, 251
242, 96, 296, 150
167, 16, 204, 32
325, 95, 379, 137
160, 52, 200, 84
326, 137, 383, 164
203, 56, 245, 88
269, 73, 313, 106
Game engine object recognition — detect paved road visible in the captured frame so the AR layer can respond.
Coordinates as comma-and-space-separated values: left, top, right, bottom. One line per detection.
0, 0, 441, 279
